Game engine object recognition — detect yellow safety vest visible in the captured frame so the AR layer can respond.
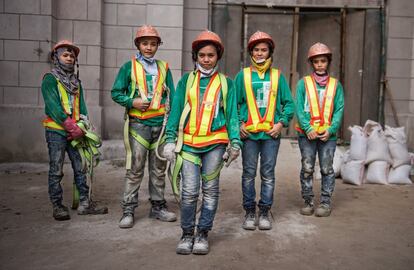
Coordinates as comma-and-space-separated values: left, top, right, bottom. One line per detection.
183, 72, 229, 148
243, 67, 280, 133
128, 58, 168, 119
42, 79, 80, 130
295, 75, 337, 134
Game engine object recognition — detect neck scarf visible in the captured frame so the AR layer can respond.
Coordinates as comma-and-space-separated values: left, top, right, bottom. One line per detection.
136, 52, 158, 76
51, 48, 80, 95
196, 62, 218, 78
251, 56, 272, 79
312, 71, 329, 86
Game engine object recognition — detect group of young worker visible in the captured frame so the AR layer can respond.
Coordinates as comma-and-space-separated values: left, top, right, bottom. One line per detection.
41, 25, 344, 255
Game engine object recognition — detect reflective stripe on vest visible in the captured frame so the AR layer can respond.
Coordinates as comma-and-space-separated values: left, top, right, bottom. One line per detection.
183, 72, 229, 148
243, 67, 279, 133
296, 76, 337, 134
42, 79, 80, 130
129, 58, 168, 119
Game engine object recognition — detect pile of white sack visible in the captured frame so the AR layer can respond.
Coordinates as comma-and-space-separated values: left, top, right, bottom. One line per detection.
340, 120, 413, 185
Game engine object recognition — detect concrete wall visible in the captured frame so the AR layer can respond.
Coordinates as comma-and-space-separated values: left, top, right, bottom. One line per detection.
385, 0, 414, 150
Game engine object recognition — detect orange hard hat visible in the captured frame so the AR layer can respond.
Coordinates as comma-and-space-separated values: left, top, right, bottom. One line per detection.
52, 40, 80, 58
134, 25, 161, 45
192, 30, 224, 59
248, 31, 275, 52
307, 42, 332, 60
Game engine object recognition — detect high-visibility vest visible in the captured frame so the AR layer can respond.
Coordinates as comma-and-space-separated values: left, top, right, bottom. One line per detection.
128, 58, 168, 119
243, 67, 280, 133
295, 75, 337, 134
183, 72, 229, 148
42, 79, 80, 130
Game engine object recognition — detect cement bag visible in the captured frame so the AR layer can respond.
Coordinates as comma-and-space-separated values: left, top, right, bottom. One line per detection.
348, 126, 367, 161
333, 147, 345, 178
363, 119, 382, 136
388, 165, 412, 185
341, 159, 365, 186
365, 126, 392, 164
384, 126, 411, 168
365, 161, 389, 185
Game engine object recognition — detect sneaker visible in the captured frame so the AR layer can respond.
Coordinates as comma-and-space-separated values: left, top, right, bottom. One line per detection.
192, 230, 209, 255
53, 204, 70, 221
149, 200, 177, 222
242, 208, 256, 230
119, 213, 134, 229
77, 200, 108, 215
258, 207, 272, 230
176, 232, 194, 255
300, 201, 315, 216
315, 204, 331, 217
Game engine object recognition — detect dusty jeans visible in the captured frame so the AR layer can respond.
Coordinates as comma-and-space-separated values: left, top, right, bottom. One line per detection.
121, 122, 167, 214
46, 130, 89, 206
180, 145, 225, 232
298, 137, 336, 205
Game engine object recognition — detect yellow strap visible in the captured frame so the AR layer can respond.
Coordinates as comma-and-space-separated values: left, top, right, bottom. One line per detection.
129, 128, 165, 150
243, 67, 261, 130
187, 72, 200, 134
149, 60, 167, 110
198, 74, 222, 136
322, 77, 337, 126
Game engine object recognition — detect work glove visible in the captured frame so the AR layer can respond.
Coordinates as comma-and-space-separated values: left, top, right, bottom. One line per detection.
163, 142, 176, 162
222, 143, 240, 167
62, 117, 84, 141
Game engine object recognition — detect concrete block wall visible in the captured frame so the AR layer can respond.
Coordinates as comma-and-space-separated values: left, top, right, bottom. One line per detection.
101, 0, 184, 139
182, 0, 208, 74
385, 0, 414, 150
0, 0, 53, 161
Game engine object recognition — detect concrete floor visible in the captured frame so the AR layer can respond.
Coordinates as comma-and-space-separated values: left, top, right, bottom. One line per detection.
0, 139, 413, 270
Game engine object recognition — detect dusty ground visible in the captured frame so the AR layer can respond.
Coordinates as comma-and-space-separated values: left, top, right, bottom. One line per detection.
0, 139, 413, 270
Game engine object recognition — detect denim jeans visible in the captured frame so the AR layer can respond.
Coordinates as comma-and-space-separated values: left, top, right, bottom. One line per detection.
121, 122, 167, 214
241, 138, 281, 210
45, 130, 89, 206
298, 137, 336, 205
180, 145, 225, 232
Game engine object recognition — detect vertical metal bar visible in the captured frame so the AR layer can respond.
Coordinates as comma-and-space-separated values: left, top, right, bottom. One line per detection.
241, 3, 246, 68
289, 7, 300, 92
378, 3, 387, 125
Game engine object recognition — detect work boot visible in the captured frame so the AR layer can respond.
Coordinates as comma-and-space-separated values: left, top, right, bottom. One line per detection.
242, 208, 256, 230
149, 200, 177, 222
300, 200, 315, 216
53, 204, 70, 221
119, 213, 134, 229
258, 206, 272, 230
176, 231, 194, 255
77, 200, 108, 215
192, 230, 209, 255
315, 204, 332, 217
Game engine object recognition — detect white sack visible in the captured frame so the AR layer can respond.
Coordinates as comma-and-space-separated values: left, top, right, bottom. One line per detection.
341, 159, 365, 186
384, 126, 411, 168
388, 165, 412, 185
365, 126, 392, 164
333, 147, 345, 178
365, 161, 389, 185
363, 120, 382, 136
348, 126, 367, 161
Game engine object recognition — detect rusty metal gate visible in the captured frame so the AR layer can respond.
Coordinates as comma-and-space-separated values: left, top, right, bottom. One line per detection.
211, 3, 382, 142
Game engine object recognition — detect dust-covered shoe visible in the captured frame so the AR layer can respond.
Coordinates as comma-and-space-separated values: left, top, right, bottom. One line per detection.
149, 200, 177, 222
315, 204, 331, 217
242, 208, 256, 230
176, 232, 194, 255
53, 204, 70, 221
192, 230, 209, 255
300, 201, 315, 216
119, 213, 134, 229
77, 200, 108, 215
258, 207, 272, 230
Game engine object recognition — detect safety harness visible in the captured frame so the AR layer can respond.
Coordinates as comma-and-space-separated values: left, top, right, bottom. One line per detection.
124, 58, 168, 170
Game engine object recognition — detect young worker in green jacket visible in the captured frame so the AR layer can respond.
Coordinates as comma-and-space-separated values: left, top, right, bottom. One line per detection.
235, 31, 294, 231
163, 30, 241, 255
41, 40, 108, 221
295, 42, 344, 217
111, 25, 176, 229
